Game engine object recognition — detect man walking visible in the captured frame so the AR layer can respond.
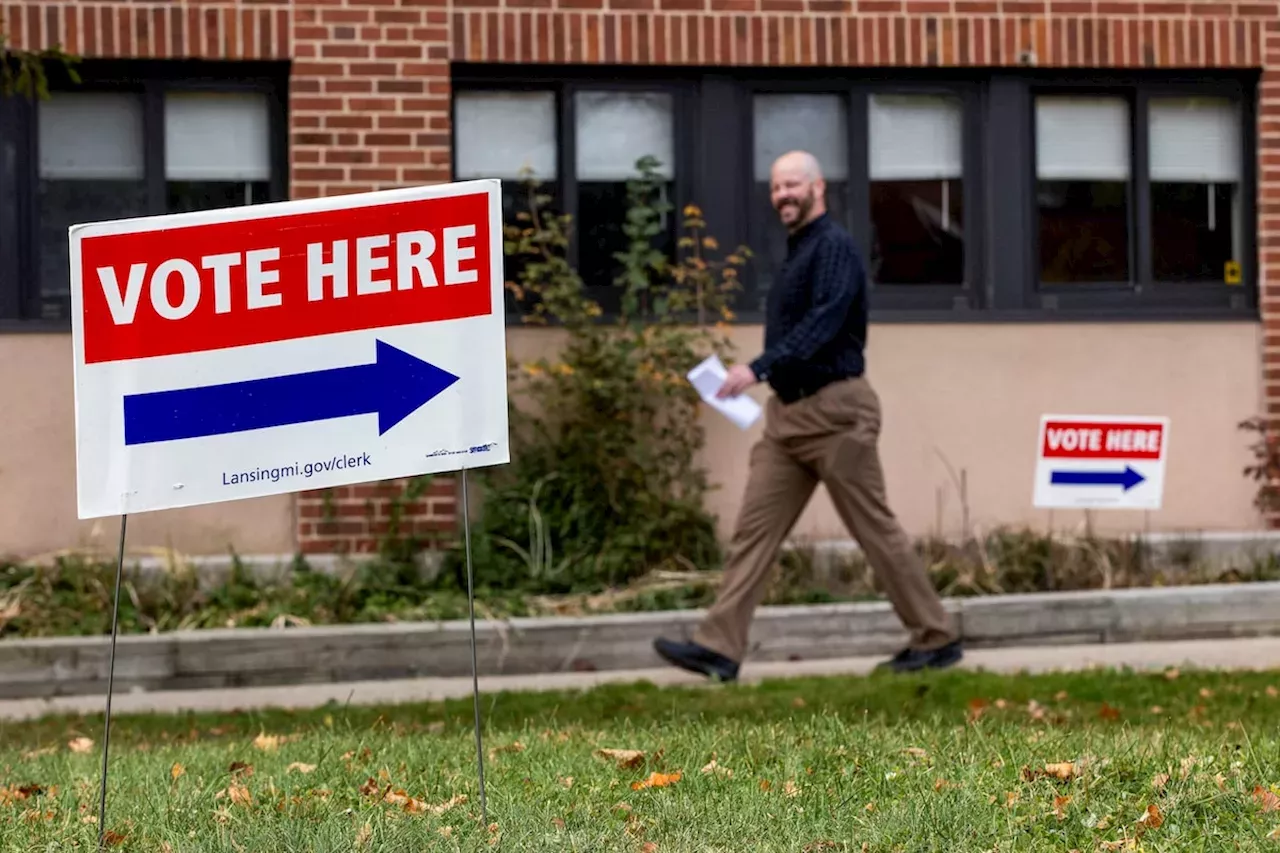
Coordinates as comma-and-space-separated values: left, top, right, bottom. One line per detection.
654, 150, 962, 681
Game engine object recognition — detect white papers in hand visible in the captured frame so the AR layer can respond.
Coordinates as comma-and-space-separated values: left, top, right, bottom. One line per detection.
686, 354, 762, 431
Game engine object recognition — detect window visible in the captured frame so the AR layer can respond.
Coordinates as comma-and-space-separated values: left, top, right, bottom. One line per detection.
451, 78, 684, 317
1149, 97, 1243, 283
574, 90, 675, 293
0, 64, 286, 325
454, 90, 559, 309
452, 68, 1256, 322
869, 94, 965, 285
165, 91, 272, 214
1036, 96, 1132, 284
37, 94, 149, 309
750, 94, 849, 303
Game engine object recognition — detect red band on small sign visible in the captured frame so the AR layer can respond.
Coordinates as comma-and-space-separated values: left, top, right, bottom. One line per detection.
1041, 422, 1165, 460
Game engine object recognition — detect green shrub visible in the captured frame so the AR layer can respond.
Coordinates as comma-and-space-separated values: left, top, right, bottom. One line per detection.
441, 156, 751, 594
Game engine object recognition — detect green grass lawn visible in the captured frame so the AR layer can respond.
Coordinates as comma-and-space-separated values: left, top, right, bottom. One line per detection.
4, 668, 1280, 851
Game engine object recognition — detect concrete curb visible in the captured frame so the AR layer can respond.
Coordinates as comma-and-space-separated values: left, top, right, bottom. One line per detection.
4, 582, 1280, 700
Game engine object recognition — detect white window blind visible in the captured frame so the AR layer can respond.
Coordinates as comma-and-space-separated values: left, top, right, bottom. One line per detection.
454, 91, 557, 181
39, 93, 144, 180
574, 91, 673, 181
165, 91, 270, 181
1036, 96, 1131, 181
869, 94, 963, 181
1149, 97, 1241, 183
752, 94, 849, 182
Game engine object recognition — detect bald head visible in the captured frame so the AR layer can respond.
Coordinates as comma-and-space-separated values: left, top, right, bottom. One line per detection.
769, 150, 827, 233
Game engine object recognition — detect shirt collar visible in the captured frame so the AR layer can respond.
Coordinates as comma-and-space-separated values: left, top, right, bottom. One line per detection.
786, 212, 830, 251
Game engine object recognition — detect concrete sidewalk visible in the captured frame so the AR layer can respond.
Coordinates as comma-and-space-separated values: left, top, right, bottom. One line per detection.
4, 636, 1280, 722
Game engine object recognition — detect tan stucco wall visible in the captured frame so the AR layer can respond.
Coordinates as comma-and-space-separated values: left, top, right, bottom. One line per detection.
0, 335, 296, 560
0, 321, 1263, 558
687, 322, 1265, 541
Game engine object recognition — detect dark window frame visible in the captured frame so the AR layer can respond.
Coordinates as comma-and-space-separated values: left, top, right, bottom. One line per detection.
0, 59, 291, 332
1022, 73, 1256, 317
453, 64, 1259, 325
451, 68, 697, 321
739, 76, 983, 317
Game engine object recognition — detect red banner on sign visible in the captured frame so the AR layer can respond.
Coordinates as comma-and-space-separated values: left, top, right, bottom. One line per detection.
79, 191, 493, 365
1041, 421, 1165, 460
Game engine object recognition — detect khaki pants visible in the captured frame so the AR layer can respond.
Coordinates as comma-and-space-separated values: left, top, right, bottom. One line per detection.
693, 376, 957, 662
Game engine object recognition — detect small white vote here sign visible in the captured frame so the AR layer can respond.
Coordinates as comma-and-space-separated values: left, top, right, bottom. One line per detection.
69, 180, 510, 519
1032, 414, 1170, 511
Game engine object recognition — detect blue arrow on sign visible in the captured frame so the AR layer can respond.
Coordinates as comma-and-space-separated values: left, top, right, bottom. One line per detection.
123, 340, 460, 446
1050, 466, 1145, 491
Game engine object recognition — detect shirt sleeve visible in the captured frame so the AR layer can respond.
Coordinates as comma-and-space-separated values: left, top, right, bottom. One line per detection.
749, 234, 863, 380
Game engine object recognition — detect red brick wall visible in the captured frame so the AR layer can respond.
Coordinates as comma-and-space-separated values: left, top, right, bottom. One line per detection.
5, 0, 1274, 549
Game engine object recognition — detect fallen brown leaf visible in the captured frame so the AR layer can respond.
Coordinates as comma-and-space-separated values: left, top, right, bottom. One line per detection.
793, 696, 807, 708
552, 817, 566, 830
1004, 791, 1020, 808
595, 748, 646, 770
1151, 773, 1170, 791
934, 778, 953, 792
784, 780, 800, 798
641, 844, 659, 853
228, 782, 252, 806
488, 741, 525, 760
386, 788, 431, 814
559, 776, 574, 789
1179, 757, 1197, 780
864, 801, 876, 813
701, 760, 732, 778
102, 830, 127, 847
1136, 804, 1163, 830
1255, 786, 1280, 812
904, 747, 929, 761
359, 777, 381, 798
1164, 668, 1180, 680
427, 794, 468, 815
760, 780, 772, 792
253, 733, 281, 752
1053, 795, 1071, 821
1199, 688, 1214, 699
21, 747, 56, 761
1268, 686, 1279, 698
1150, 706, 1164, 715
160, 843, 174, 853
1099, 838, 1136, 851
632, 771, 681, 791
286, 763, 317, 775
170, 763, 185, 781
1055, 690, 1069, 701
1214, 773, 1227, 791
229, 761, 254, 778
1022, 762, 1081, 782
1027, 700, 1047, 722
354, 821, 372, 848
966, 698, 990, 722
1099, 703, 1122, 722
67, 737, 94, 754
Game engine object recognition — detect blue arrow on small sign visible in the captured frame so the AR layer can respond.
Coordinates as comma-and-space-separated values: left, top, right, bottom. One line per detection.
1050, 466, 1145, 491
123, 340, 460, 446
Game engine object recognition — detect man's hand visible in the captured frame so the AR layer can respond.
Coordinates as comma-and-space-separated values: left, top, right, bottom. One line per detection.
717, 364, 758, 399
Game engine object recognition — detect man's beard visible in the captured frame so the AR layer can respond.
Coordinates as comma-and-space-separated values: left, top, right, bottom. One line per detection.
776, 190, 815, 228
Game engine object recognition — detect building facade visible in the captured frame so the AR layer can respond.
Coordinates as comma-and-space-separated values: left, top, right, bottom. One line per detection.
0, 0, 1272, 559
